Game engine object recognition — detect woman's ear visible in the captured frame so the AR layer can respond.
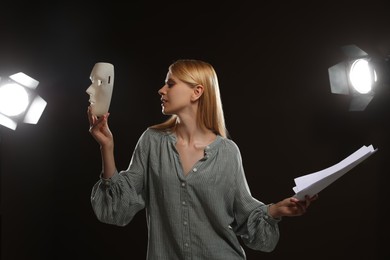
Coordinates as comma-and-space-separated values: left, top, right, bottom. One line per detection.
191, 84, 204, 101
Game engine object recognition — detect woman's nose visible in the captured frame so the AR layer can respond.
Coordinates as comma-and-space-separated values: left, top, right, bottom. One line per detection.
158, 85, 166, 95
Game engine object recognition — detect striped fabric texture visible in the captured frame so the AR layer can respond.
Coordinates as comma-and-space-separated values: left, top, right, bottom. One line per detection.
91, 128, 280, 260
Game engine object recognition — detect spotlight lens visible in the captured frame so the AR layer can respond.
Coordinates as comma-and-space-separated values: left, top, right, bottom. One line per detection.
349, 59, 374, 94
0, 83, 29, 116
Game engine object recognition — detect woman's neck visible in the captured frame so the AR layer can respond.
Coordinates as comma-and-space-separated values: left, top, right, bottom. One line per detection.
174, 121, 215, 147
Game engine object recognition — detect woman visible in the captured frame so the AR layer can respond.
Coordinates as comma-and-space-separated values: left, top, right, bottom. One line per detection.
88, 59, 317, 259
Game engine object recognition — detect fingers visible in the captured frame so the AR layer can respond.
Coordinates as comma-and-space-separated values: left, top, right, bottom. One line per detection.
280, 195, 319, 217
87, 106, 97, 127
310, 194, 319, 201
87, 105, 110, 131
303, 194, 318, 208
89, 113, 110, 133
289, 196, 311, 215
89, 114, 104, 132
297, 200, 307, 214
284, 198, 304, 216
300, 194, 318, 213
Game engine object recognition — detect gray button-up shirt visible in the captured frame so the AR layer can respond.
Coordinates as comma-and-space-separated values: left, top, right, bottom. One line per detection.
91, 128, 280, 260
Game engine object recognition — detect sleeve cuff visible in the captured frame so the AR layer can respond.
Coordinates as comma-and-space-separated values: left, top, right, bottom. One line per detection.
263, 203, 282, 224
99, 169, 119, 186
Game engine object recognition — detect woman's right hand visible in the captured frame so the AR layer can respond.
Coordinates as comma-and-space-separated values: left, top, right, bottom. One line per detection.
87, 106, 114, 149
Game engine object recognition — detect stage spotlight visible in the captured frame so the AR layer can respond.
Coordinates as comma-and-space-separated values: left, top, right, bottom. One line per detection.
328, 44, 390, 111
0, 72, 47, 130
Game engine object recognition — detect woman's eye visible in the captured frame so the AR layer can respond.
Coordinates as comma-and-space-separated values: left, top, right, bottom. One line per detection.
167, 83, 174, 88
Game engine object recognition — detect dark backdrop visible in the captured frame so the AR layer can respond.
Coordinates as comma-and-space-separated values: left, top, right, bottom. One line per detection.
1, 1, 388, 259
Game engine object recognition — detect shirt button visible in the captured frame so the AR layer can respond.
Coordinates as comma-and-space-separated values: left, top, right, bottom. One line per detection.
193, 168, 197, 172
206, 146, 210, 150
184, 242, 189, 247
183, 221, 188, 225
181, 182, 186, 187
182, 201, 186, 205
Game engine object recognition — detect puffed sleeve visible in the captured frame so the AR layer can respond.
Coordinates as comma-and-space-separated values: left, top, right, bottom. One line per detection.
230, 142, 281, 252
90, 130, 149, 226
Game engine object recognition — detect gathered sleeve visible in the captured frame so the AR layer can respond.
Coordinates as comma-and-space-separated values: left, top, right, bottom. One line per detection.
90, 131, 149, 227
230, 143, 281, 252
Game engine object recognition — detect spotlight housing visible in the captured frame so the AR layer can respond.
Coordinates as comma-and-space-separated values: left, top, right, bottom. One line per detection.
0, 72, 46, 130
328, 44, 390, 111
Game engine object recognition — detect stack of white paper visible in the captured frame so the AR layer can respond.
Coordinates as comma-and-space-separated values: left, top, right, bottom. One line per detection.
293, 145, 377, 200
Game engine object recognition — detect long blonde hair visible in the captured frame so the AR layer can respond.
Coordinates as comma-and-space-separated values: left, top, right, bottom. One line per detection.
150, 59, 228, 138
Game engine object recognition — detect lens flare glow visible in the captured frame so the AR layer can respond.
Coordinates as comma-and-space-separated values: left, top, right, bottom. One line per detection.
349, 59, 375, 94
0, 83, 29, 116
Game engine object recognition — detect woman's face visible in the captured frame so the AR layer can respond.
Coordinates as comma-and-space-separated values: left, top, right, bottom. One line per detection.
158, 72, 194, 116
86, 63, 114, 116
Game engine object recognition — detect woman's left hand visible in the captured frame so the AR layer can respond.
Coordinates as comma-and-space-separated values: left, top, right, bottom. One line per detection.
269, 194, 319, 218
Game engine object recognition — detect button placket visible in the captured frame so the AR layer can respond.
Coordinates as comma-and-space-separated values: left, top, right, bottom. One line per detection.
180, 180, 191, 258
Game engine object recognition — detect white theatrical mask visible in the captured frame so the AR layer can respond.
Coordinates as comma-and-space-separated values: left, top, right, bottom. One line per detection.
86, 62, 114, 116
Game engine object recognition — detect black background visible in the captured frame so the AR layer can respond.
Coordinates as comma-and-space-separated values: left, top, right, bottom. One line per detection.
1, 1, 389, 259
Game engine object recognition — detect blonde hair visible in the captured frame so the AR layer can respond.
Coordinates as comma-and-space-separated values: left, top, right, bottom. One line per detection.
150, 59, 228, 138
